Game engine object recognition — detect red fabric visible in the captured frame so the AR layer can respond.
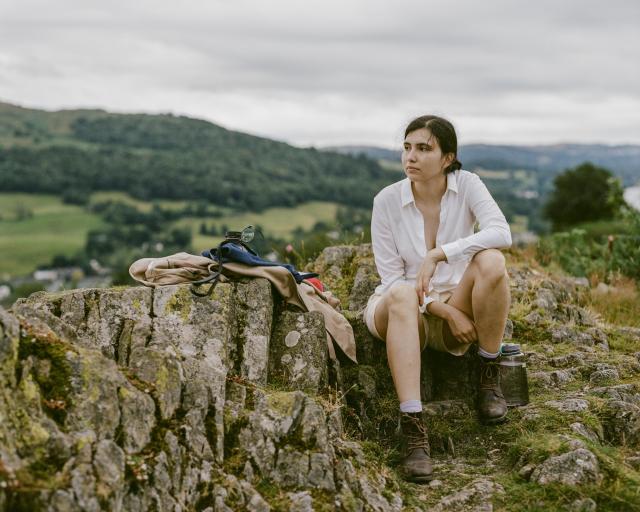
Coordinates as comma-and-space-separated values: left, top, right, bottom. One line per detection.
305, 277, 324, 292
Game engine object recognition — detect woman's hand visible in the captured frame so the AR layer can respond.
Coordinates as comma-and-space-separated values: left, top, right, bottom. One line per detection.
416, 248, 446, 306
445, 308, 477, 344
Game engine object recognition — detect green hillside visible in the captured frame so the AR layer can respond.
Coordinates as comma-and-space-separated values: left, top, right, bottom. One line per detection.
0, 191, 344, 278
0, 102, 392, 211
0, 193, 104, 277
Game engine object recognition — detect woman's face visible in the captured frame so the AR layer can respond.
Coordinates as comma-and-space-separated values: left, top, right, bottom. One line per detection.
402, 128, 452, 183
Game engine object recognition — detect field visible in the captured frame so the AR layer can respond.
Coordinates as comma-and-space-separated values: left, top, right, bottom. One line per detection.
0, 193, 105, 278
181, 201, 340, 251
0, 193, 341, 278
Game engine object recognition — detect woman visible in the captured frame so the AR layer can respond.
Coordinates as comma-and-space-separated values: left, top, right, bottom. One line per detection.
363, 115, 512, 482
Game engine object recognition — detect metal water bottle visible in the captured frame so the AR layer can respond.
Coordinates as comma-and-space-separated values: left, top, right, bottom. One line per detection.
499, 343, 529, 407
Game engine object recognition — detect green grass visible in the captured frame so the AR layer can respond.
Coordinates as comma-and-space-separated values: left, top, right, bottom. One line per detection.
0, 194, 104, 277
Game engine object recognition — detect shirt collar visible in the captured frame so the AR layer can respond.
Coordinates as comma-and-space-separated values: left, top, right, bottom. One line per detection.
400, 172, 459, 207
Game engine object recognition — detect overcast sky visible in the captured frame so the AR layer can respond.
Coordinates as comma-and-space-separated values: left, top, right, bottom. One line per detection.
1, 0, 639, 148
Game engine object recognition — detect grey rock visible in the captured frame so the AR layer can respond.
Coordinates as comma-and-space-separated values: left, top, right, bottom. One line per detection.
530, 448, 602, 486
129, 346, 183, 420
570, 422, 601, 443
182, 408, 214, 461
530, 369, 578, 389
627, 455, 640, 470
152, 283, 232, 369
617, 327, 640, 342
269, 311, 328, 393
570, 277, 591, 289
273, 446, 310, 487
590, 384, 640, 404
93, 439, 125, 489
64, 350, 123, 442
518, 463, 536, 480
600, 400, 640, 447
550, 326, 596, 348
558, 435, 587, 450
288, 490, 313, 512
70, 463, 101, 512
432, 478, 505, 511
239, 479, 270, 512
534, 288, 558, 313
308, 452, 335, 491
523, 311, 544, 326
589, 368, 619, 385
550, 353, 587, 368
545, 398, 589, 413
118, 384, 156, 454
569, 497, 597, 512
233, 279, 273, 384
348, 262, 380, 312
503, 318, 514, 340
48, 490, 81, 512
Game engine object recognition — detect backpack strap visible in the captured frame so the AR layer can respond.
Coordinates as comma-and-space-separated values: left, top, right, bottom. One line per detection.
189, 270, 222, 297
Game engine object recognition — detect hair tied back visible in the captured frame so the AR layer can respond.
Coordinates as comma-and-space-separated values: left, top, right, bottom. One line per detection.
446, 159, 463, 174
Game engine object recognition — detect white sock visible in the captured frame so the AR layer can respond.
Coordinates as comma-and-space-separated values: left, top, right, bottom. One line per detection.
399, 399, 422, 413
478, 347, 500, 359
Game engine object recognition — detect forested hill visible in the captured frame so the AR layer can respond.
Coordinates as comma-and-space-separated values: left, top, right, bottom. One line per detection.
0, 102, 393, 210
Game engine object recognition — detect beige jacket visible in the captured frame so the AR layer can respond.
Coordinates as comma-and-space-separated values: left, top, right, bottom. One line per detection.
129, 252, 356, 362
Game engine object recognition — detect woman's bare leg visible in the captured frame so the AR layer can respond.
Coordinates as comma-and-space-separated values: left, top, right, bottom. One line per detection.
445, 249, 510, 352
373, 284, 426, 403
374, 284, 434, 481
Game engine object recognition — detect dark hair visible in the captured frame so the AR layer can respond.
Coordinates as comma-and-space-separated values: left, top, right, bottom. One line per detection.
404, 115, 462, 174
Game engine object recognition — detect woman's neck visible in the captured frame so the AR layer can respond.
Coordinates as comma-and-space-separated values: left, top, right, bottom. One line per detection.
411, 174, 447, 205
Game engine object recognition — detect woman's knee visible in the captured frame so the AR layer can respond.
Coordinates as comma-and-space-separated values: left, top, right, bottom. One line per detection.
385, 284, 419, 315
472, 249, 507, 282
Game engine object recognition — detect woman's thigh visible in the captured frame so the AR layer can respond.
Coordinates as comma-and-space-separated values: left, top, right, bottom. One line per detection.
373, 285, 427, 348
445, 260, 479, 320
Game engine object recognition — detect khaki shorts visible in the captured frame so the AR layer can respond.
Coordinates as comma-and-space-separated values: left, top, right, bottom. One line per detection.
363, 289, 473, 356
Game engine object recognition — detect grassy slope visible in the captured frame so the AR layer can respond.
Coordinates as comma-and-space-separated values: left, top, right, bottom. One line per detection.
0, 194, 104, 277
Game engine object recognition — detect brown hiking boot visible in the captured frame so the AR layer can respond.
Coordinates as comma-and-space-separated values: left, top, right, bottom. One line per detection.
478, 357, 508, 424
399, 412, 434, 483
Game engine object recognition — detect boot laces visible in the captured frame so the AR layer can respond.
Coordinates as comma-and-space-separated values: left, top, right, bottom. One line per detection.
480, 361, 500, 390
405, 416, 430, 452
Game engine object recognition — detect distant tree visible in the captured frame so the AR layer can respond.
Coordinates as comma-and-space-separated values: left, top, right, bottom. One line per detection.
543, 162, 624, 231
62, 187, 90, 206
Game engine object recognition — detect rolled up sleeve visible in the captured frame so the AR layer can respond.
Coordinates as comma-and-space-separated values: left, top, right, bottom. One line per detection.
442, 174, 512, 263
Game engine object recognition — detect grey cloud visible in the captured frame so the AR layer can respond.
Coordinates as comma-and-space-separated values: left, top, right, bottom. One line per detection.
0, 0, 638, 145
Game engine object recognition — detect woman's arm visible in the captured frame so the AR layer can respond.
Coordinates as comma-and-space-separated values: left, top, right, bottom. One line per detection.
371, 196, 405, 291
440, 173, 512, 264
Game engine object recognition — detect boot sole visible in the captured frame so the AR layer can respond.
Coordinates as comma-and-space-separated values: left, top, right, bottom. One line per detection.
405, 473, 435, 484
480, 412, 508, 425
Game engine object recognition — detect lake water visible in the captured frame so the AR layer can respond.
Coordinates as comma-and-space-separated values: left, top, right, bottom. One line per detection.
624, 186, 640, 211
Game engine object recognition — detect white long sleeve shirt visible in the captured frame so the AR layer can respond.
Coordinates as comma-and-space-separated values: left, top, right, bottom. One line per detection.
370, 170, 512, 311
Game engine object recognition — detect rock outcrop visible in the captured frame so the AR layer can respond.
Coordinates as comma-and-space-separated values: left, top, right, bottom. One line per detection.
0, 277, 401, 511
1, 243, 640, 511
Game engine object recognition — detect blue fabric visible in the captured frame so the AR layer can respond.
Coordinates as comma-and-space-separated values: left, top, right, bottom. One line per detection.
202, 242, 318, 284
